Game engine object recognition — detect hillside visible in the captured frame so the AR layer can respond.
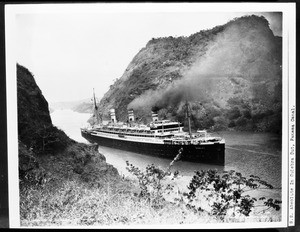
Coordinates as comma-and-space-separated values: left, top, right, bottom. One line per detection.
17, 63, 119, 196
97, 15, 282, 133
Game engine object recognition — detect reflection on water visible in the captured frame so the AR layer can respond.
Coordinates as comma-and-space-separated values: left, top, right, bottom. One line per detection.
51, 110, 282, 198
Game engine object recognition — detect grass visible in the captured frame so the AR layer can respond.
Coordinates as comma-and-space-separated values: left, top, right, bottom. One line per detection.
20, 178, 213, 227
19, 144, 282, 227
19, 171, 281, 227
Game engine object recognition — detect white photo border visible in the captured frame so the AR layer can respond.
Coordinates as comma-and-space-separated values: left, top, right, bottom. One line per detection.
5, 2, 296, 229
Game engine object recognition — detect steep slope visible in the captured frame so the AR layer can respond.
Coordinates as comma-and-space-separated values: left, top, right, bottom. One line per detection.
17, 64, 118, 189
17, 64, 75, 156
17, 64, 53, 146
97, 15, 281, 133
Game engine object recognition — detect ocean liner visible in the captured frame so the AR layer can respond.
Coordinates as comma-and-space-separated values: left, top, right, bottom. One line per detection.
81, 92, 225, 165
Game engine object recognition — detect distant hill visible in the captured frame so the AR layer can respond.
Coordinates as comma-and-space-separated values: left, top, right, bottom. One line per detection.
97, 15, 282, 133
72, 102, 93, 113
50, 98, 92, 113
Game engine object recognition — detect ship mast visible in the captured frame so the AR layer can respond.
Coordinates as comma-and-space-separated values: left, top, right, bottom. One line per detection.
185, 100, 192, 138
93, 88, 100, 125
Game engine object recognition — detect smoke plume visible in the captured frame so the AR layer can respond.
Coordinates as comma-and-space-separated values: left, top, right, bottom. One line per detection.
128, 15, 277, 114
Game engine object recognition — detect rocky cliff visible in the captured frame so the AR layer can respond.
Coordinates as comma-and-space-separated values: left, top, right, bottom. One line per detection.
97, 15, 282, 133
17, 64, 118, 188
17, 65, 53, 145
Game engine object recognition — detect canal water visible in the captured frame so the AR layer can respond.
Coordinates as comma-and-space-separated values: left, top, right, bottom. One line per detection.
51, 109, 282, 201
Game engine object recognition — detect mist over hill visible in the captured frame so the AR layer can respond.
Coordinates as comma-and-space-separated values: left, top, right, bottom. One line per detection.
50, 98, 92, 112
96, 15, 281, 133
72, 101, 94, 113
49, 98, 94, 114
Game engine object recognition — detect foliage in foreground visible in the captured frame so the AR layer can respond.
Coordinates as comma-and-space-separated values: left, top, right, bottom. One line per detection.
184, 169, 281, 220
20, 179, 211, 226
126, 149, 282, 222
20, 148, 282, 226
20, 175, 281, 227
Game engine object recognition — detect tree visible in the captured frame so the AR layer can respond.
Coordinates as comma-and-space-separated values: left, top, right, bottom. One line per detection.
184, 169, 281, 221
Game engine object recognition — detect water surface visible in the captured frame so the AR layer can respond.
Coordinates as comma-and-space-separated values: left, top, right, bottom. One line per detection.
51, 109, 282, 200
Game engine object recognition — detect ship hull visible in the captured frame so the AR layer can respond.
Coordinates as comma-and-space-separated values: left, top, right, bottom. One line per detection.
81, 130, 225, 165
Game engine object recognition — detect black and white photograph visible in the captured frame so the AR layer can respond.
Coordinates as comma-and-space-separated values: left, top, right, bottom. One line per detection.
4, 2, 296, 229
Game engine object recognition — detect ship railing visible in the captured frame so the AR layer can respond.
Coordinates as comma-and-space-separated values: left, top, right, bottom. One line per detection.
172, 140, 191, 145
169, 136, 222, 145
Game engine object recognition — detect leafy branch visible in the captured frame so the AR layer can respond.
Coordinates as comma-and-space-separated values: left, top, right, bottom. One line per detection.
184, 170, 282, 220
126, 148, 182, 208
125, 149, 281, 221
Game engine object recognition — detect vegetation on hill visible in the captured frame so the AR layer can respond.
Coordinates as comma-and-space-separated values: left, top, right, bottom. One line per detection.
17, 64, 73, 153
97, 15, 281, 134
17, 63, 118, 178
17, 64, 121, 226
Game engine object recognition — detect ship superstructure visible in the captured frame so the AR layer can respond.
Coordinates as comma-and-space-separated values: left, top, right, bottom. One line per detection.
81, 92, 225, 164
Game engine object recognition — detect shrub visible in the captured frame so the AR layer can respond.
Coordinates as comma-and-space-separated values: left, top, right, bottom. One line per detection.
126, 148, 182, 208
126, 150, 281, 222
19, 141, 50, 189
213, 116, 228, 131
235, 117, 248, 127
227, 106, 241, 120
184, 169, 282, 221
29, 125, 73, 154
228, 120, 236, 128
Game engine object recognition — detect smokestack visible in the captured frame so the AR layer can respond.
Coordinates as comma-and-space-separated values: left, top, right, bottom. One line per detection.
185, 101, 192, 138
151, 111, 158, 122
128, 109, 135, 122
110, 109, 117, 123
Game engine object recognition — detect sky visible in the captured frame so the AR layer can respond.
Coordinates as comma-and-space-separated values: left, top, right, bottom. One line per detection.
15, 4, 283, 103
